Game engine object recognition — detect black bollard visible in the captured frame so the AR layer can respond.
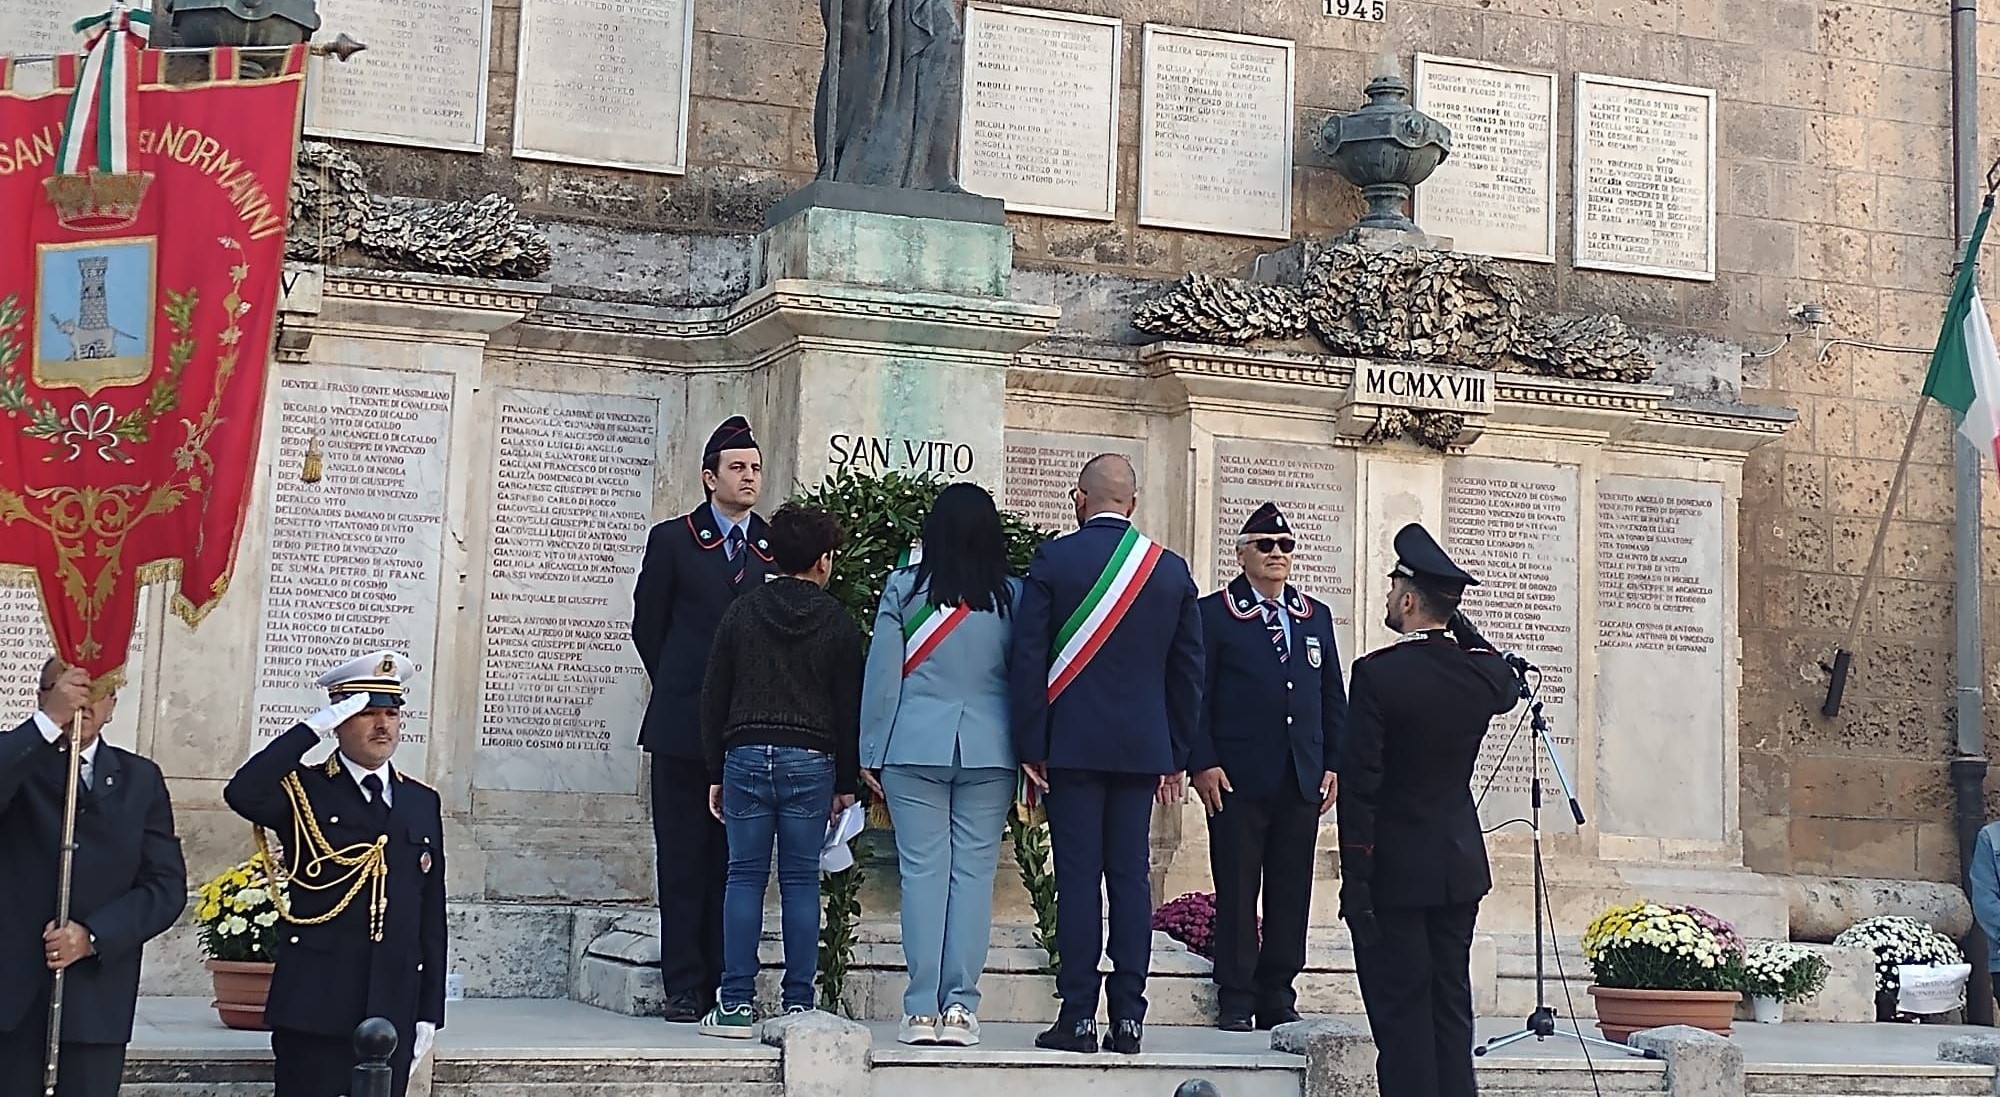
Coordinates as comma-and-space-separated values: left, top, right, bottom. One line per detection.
348, 1017, 399, 1097
1174, 1080, 1223, 1097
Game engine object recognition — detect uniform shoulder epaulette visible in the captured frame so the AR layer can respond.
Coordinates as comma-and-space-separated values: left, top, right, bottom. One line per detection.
394, 769, 434, 790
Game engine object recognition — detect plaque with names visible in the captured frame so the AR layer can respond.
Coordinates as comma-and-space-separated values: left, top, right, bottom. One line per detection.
251, 366, 454, 773
1413, 55, 1557, 263
1138, 24, 1294, 240
1002, 430, 1141, 535
959, 3, 1122, 220
1574, 73, 1716, 280
304, 0, 490, 151
1210, 439, 1356, 657
1594, 477, 1727, 841
1444, 458, 1580, 833
475, 389, 660, 794
0, 579, 150, 752
513, 0, 694, 173
0, 0, 102, 62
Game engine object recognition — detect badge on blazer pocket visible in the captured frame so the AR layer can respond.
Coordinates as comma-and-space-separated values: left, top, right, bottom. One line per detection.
1306, 635, 1323, 668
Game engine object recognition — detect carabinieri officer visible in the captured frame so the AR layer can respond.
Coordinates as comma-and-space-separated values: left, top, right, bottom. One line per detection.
224, 652, 446, 1097
1338, 525, 1517, 1097
1188, 502, 1345, 1032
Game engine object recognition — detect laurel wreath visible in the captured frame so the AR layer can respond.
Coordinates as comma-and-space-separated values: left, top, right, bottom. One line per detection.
0, 280, 199, 462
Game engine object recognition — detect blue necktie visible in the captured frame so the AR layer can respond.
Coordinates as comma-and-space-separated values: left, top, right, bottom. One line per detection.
1262, 600, 1289, 663
726, 526, 745, 584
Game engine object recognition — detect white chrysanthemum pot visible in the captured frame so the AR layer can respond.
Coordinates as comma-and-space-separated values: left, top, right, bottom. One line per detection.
1751, 995, 1783, 1024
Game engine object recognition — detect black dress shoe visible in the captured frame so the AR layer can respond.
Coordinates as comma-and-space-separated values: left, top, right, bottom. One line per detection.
1103, 1019, 1143, 1054
1217, 1012, 1255, 1033
1035, 1018, 1099, 1053
1255, 1006, 1303, 1030
661, 993, 703, 1023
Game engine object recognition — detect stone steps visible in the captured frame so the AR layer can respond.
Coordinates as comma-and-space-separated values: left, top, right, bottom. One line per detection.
1744, 1067, 1993, 1096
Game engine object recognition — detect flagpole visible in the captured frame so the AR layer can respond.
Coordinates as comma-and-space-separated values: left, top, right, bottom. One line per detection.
1822, 179, 1998, 718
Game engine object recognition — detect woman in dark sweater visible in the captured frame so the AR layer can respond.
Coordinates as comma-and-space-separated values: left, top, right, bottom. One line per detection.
697, 504, 862, 1036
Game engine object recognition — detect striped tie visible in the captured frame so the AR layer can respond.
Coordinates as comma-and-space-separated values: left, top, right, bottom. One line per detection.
726, 526, 745, 585
1262, 600, 1289, 663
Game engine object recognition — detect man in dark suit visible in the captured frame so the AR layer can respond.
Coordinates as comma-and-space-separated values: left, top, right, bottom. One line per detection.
1338, 524, 1518, 1097
630, 416, 776, 1022
224, 651, 446, 1097
0, 659, 186, 1097
1011, 453, 1204, 1055
1189, 502, 1346, 1032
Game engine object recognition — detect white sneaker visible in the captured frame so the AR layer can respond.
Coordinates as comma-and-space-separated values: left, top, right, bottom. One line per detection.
898, 1015, 939, 1045
935, 1004, 980, 1046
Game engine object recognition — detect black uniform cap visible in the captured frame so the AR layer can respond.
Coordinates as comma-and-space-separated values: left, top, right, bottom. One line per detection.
703, 416, 758, 462
1389, 522, 1478, 590
1239, 502, 1290, 537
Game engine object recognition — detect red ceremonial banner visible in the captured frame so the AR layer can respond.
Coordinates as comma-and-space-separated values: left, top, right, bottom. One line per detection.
0, 40, 305, 689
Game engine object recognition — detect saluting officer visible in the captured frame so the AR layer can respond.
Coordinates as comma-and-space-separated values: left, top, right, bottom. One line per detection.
1337, 524, 1517, 1097
1188, 503, 1345, 1033
630, 416, 776, 1022
224, 652, 446, 1097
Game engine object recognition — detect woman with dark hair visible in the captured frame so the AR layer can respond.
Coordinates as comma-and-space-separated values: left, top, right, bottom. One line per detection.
860, 482, 1020, 1047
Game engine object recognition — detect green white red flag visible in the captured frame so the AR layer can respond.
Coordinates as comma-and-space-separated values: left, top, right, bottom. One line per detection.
1923, 198, 2000, 476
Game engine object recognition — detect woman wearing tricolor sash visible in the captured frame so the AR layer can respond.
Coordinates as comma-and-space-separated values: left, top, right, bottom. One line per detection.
859, 484, 1021, 1048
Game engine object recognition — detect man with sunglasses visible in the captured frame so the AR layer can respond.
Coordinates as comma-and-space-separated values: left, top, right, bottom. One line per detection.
1187, 502, 1345, 1032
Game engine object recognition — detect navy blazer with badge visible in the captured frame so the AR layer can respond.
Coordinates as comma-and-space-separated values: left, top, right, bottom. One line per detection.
224, 725, 447, 1045
632, 505, 776, 759
1189, 577, 1347, 802
0, 718, 185, 1045
1009, 516, 1205, 775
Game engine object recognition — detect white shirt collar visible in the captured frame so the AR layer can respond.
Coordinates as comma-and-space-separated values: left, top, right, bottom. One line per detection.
1083, 510, 1132, 525
32, 711, 102, 766
337, 751, 394, 805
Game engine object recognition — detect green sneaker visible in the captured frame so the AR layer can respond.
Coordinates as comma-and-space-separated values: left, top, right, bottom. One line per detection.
698, 1002, 756, 1039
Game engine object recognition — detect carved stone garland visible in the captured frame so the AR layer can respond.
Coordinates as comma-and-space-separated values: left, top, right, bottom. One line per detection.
287, 142, 554, 280
1132, 242, 1653, 385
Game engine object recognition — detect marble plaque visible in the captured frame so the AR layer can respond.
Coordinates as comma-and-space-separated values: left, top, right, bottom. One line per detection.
0, 580, 148, 751
1444, 458, 1580, 833
513, 0, 693, 173
959, 4, 1122, 219
1574, 73, 1716, 280
0, 0, 103, 59
1138, 24, 1294, 240
1595, 477, 1726, 841
1211, 439, 1356, 656
304, 0, 490, 151
1002, 430, 1141, 535
1413, 55, 1556, 263
251, 366, 453, 772
475, 389, 659, 794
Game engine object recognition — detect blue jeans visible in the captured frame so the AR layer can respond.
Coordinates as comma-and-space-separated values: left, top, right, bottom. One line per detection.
882, 764, 1015, 1016
720, 745, 835, 1010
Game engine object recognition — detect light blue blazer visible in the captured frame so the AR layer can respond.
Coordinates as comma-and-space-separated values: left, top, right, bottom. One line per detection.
860, 568, 1020, 772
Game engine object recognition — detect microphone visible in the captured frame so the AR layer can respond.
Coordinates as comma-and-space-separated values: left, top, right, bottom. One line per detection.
1502, 651, 1537, 674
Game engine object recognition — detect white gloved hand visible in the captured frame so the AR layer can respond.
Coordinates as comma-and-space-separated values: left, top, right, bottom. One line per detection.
303, 691, 371, 735
411, 1021, 436, 1073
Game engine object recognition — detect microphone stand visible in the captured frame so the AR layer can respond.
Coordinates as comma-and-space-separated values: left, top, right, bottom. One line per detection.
1475, 667, 1651, 1060
44, 708, 86, 1096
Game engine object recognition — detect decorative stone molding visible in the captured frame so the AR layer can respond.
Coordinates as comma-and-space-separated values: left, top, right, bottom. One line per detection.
275, 264, 550, 355
1131, 242, 1654, 383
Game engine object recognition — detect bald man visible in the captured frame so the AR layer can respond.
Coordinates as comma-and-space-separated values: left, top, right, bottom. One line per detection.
1010, 454, 1205, 1054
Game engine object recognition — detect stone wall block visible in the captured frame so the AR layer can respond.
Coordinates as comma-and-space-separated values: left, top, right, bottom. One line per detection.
1630, 1025, 1745, 1097
1273, 1018, 1378, 1097
762, 1012, 871, 1097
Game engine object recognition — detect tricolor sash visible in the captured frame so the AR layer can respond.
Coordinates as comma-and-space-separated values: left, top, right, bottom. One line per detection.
1047, 525, 1164, 701
901, 599, 972, 677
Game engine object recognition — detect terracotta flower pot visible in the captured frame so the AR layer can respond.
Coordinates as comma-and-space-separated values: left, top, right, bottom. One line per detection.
1588, 985, 1740, 1043
206, 958, 275, 1031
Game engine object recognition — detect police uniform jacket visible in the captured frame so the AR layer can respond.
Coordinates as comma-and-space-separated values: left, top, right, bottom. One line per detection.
0, 718, 185, 1043
1189, 577, 1347, 802
632, 505, 776, 759
223, 725, 446, 1041
1008, 516, 1205, 775
1335, 633, 1517, 907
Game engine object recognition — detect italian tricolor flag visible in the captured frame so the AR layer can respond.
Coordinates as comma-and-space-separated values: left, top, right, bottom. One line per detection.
1925, 198, 2000, 475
